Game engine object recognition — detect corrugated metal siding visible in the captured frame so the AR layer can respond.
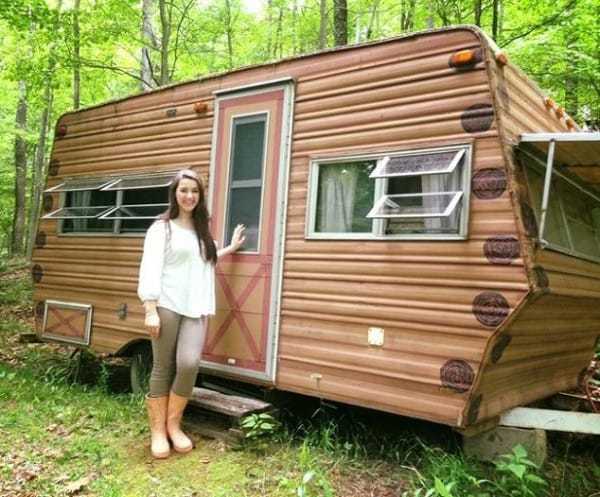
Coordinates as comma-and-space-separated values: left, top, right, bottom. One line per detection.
466, 50, 600, 426
32, 28, 532, 427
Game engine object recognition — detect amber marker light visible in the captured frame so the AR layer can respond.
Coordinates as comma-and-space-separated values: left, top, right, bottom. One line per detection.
193, 102, 208, 114
495, 51, 508, 66
449, 49, 477, 67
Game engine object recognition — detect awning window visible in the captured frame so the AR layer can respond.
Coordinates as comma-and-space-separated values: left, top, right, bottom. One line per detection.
99, 204, 168, 220
43, 206, 114, 219
370, 149, 465, 179
100, 175, 174, 191
367, 192, 463, 219
518, 132, 600, 262
44, 177, 119, 193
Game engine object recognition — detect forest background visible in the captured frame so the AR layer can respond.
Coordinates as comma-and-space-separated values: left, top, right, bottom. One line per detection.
1, 0, 599, 261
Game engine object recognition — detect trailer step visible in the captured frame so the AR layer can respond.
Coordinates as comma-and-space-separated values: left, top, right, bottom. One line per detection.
186, 387, 274, 443
188, 387, 272, 418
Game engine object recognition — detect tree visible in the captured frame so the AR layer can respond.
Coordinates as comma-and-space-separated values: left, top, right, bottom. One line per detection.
11, 80, 27, 256
333, 0, 347, 46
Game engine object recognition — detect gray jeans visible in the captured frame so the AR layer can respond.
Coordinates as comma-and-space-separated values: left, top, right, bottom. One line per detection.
149, 307, 207, 398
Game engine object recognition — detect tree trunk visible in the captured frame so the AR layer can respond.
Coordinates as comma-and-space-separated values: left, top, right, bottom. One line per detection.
224, 0, 234, 69
11, 81, 28, 256
319, 0, 327, 49
141, 0, 156, 90
73, 0, 81, 108
333, 0, 347, 46
474, 0, 482, 26
426, 0, 435, 29
27, 88, 53, 260
366, 0, 380, 40
492, 0, 500, 40
401, 0, 416, 32
564, 1, 578, 118
159, 0, 171, 85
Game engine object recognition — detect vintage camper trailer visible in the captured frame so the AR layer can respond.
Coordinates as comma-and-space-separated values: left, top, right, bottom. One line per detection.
32, 26, 600, 429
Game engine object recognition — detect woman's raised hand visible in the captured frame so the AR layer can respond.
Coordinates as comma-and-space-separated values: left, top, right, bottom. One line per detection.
230, 224, 246, 252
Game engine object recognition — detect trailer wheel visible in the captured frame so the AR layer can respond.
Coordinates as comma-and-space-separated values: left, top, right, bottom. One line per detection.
130, 343, 152, 395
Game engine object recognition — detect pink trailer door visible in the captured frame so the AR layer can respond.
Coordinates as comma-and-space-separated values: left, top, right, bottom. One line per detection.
203, 81, 293, 383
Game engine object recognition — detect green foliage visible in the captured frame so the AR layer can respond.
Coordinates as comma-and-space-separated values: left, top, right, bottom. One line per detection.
0, 0, 599, 253
241, 412, 281, 439
493, 444, 547, 497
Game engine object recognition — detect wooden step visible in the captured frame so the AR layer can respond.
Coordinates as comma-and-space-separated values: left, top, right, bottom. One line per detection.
188, 387, 272, 419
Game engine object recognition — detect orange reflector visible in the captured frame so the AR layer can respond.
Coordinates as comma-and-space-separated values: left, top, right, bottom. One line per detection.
193, 102, 208, 114
544, 97, 555, 110
495, 51, 508, 66
450, 50, 477, 67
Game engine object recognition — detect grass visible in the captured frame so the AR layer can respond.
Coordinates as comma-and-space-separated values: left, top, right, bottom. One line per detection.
1, 265, 599, 497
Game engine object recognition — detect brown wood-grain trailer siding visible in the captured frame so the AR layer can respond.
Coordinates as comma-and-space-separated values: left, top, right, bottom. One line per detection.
470, 45, 600, 424
32, 26, 596, 428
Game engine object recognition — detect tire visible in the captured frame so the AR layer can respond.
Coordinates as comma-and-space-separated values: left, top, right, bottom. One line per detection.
130, 342, 152, 395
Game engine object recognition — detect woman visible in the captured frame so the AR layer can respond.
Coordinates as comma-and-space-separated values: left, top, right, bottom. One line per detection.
137, 168, 245, 459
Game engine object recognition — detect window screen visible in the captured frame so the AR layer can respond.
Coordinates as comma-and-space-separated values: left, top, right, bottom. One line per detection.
224, 114, 267, 250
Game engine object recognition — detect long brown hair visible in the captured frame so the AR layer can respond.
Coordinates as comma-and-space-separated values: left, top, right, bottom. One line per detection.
160, 169, 217, 264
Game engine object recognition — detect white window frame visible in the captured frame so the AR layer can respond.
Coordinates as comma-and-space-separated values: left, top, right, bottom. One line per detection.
306, 144, 472, 241
43, 172, 174, 236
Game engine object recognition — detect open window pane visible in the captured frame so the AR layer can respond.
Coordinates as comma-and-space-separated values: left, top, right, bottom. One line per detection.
315, 161, 375, 233
524, 166, 570, 248
44, 206, 114, 219
523, 154, 600, 260
370, 149, 464, 178
99, 204, 168, 220
367, 192, 462, 218
45, 177, 118, 192
101, 175, 173, 191
556, 178, 600, 258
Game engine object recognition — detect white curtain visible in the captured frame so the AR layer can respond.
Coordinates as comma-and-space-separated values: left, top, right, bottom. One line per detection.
422, 172, 459, 231
318, 166, 359, 232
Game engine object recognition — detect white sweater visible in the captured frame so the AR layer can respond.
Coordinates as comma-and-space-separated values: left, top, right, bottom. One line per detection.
137, 220, 216, 318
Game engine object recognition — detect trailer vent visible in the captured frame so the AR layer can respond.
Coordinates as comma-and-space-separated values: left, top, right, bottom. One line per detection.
41, 300, 93, 346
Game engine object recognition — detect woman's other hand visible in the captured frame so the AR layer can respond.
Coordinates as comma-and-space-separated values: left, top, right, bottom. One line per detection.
144, 308, 161, 338
230, 224, 246, 252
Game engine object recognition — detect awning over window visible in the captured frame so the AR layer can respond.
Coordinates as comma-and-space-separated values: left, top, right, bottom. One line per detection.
519, 133, 600, 189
